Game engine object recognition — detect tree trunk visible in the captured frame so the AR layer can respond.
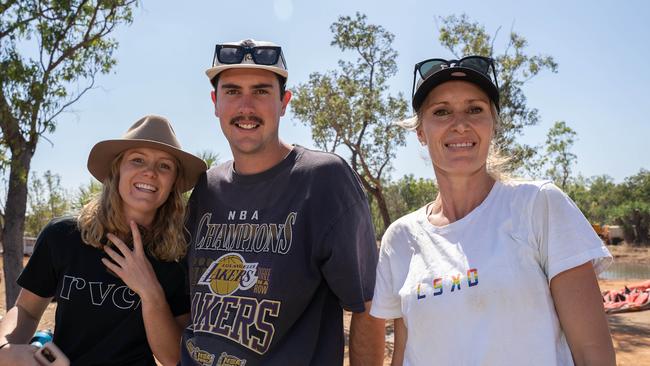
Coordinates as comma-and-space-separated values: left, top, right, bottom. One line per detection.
2, 149, 33, 308
355, 172, 392, 235
371, 189, 391, 234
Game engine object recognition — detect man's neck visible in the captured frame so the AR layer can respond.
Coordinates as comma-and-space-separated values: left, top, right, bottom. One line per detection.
233, 142, 293, 175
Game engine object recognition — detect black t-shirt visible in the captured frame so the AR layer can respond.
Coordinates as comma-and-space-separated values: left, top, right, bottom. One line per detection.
17, 217, 189, 366
180, 146, 378, 366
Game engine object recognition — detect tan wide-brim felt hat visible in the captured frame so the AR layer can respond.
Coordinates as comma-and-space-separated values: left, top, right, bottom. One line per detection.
87, 115, 207, 192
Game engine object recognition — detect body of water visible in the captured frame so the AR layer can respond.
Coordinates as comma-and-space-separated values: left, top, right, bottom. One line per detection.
599, 262, 650, 280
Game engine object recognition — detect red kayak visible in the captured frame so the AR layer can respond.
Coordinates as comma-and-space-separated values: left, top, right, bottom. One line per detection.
602, 280, 650, 314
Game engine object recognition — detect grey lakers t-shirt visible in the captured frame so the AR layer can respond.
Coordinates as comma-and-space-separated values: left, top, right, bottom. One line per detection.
180, 146, 378, 366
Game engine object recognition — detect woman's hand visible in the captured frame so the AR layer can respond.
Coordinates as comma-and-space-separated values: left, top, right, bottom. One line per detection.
101, 221, 183, 364
102, 221, 163, 301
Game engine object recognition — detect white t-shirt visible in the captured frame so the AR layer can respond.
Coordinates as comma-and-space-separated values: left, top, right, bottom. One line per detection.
370, 180, 611, 366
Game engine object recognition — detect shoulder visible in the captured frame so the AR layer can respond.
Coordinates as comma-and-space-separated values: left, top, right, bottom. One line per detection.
498, 179, 554, 195
32, 216, 80, 253
40, 216, 79, 238
496, 179, 562, 206
204, 161, 232, 182
380, 208, 424, 253
293, 146, 362, 193
497, 180, 579, 225
190, 162, 232, 196
500, 179, 569, 201
294, 146, 354, 175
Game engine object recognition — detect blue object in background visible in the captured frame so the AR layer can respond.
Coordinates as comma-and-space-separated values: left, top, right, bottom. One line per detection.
30, 329, 53, 348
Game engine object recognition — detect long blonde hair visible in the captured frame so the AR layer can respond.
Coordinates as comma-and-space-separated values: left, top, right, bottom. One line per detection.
78, 152, 188, 261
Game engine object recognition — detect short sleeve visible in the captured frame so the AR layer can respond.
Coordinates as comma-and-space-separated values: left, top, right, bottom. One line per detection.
319, 198, 378, 313
17, 221, 59, 298
531, 182, 612, 282
369, 226, 404, 320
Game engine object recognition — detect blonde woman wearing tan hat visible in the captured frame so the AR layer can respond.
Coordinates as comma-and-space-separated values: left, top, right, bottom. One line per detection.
0, 115, 207, 366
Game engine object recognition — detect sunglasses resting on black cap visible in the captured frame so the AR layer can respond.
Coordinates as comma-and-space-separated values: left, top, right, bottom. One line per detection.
411, 55, 500, 113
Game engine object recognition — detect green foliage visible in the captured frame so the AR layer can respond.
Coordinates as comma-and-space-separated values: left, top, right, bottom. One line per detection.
567, 175, 618, 225
568, 169, 650, 245
610, 169, 650, 244
73, 178, 102, 211
0, 0, 137, 194
1, 1, 136, 147
0, 0, 137, 307
25, 170, 70, 236
369, 175, 437, 235
542, 121, 577, 190
437, 14, 558, 172
292, 12, 409, 229
196, 150, 220, 169
386, 175, 437, 218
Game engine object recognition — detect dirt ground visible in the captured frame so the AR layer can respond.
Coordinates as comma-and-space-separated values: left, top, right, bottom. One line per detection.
1, 244, 649, 365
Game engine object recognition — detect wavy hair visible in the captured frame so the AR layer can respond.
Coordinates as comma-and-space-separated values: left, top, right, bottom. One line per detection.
78, 152, 187, 261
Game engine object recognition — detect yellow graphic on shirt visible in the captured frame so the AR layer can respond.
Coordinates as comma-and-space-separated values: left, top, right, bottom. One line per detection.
217, 352, 247, 366
186, 339, 214, 366
198, 253, 258, 296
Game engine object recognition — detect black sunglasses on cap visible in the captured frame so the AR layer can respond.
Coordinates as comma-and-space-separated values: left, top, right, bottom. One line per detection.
411, 56, 500, 112
213, 44, 288, 68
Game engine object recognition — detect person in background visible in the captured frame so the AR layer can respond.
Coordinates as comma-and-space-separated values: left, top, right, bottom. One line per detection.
0, 115, 207, 365
370, 56, 616, 366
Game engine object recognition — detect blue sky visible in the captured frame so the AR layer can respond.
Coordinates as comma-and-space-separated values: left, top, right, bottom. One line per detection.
28, 0, 650, 193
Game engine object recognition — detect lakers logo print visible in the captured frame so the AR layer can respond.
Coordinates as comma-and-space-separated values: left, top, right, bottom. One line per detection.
199, 253, 259, 296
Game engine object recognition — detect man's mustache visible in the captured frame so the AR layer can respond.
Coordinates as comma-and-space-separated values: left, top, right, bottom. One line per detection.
230, 115, 263, 125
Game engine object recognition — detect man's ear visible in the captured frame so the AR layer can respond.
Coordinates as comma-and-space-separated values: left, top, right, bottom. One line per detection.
280, 90, 292, 116
211, 90, 219, 117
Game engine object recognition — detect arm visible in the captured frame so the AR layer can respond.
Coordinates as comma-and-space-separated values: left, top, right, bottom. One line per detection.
140, 296, 188, 366
390, 318, 406, 366
0, 289, 52, 365
550, 262, 615, 366
349, 301, 385, 366
102, 221, 186, 366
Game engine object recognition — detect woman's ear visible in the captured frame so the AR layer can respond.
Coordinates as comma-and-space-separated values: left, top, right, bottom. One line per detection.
416, 128, 426, 146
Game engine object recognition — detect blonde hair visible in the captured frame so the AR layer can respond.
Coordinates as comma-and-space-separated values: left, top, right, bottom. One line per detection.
78, 152, 188, 261
398, 102, 510, 180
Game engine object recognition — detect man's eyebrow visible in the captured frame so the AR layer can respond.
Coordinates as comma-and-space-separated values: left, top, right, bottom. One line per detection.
252, 83, 273, 89
220, 83, 273, 90
220, 83, 241, 89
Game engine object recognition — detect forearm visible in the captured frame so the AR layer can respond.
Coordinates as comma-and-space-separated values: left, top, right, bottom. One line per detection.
390, 318, 406, 366
551, 262, 616, 366
140, 288, 183, 366
0, 306, 39, 344
349, 301, 385, 366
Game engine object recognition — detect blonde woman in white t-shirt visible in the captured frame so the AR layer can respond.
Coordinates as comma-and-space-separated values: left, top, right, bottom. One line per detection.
370, 56, 615, 366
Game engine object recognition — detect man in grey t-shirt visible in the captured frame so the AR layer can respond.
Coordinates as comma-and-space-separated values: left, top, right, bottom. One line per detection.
180, 39, 385, 365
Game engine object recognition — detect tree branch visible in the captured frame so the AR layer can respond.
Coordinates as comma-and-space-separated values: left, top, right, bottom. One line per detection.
41, 75, 96, 133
